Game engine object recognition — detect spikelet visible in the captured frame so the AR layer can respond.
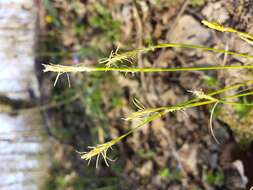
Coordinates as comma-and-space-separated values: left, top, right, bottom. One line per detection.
78, 134, 126, 168
189, 89, 218, 101
125, 106, 184, 121
43, 63, 95, 73
202, 20, 253, 45
99, 48, 137, 67
202, 20, 236, 33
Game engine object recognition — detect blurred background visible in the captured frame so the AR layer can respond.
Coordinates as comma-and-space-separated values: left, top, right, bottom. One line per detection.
1, 0, 253, 189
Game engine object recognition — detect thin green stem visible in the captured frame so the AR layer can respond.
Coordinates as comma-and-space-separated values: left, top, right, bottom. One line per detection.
43, 64, 253, 73
124, 111, 167, 136
149, 43, 253, 59
130, 87, 253, 118
223, 91, 253, 100
101, 43, 253, 64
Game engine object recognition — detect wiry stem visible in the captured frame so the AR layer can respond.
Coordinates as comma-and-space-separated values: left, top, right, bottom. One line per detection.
98, 43, 253, 66
202, 20, 253, 41
78, 111, 165, 166
77, 80, 253, 167
65, 21, 253, 167
43, 64, 253, 74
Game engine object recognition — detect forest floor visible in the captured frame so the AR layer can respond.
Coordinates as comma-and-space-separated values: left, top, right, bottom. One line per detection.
38, 0, 253, 189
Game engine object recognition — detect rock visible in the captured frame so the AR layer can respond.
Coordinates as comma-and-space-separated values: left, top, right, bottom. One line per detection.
169, 15, 212, 50
178, 143, 198, 175
232, 37, 253, 63
224, 164, 247, 189
137, 161, 154, 177
202, 2, 229, 24
232, 160, 248, 187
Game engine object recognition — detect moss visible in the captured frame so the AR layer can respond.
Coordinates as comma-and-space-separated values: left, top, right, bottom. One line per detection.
190, 0, 205, 7
204, 170, 224, 187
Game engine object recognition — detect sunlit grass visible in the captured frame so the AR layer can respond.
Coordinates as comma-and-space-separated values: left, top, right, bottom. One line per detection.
77, 82, 253, 166
44, 20, 253, 166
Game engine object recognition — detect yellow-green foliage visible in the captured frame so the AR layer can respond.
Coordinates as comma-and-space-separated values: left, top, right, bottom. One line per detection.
191, 0, 205, 7
44, 20, 253, 166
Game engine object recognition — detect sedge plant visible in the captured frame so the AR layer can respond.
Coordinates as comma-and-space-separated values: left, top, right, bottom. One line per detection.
43, 20, 253, 167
